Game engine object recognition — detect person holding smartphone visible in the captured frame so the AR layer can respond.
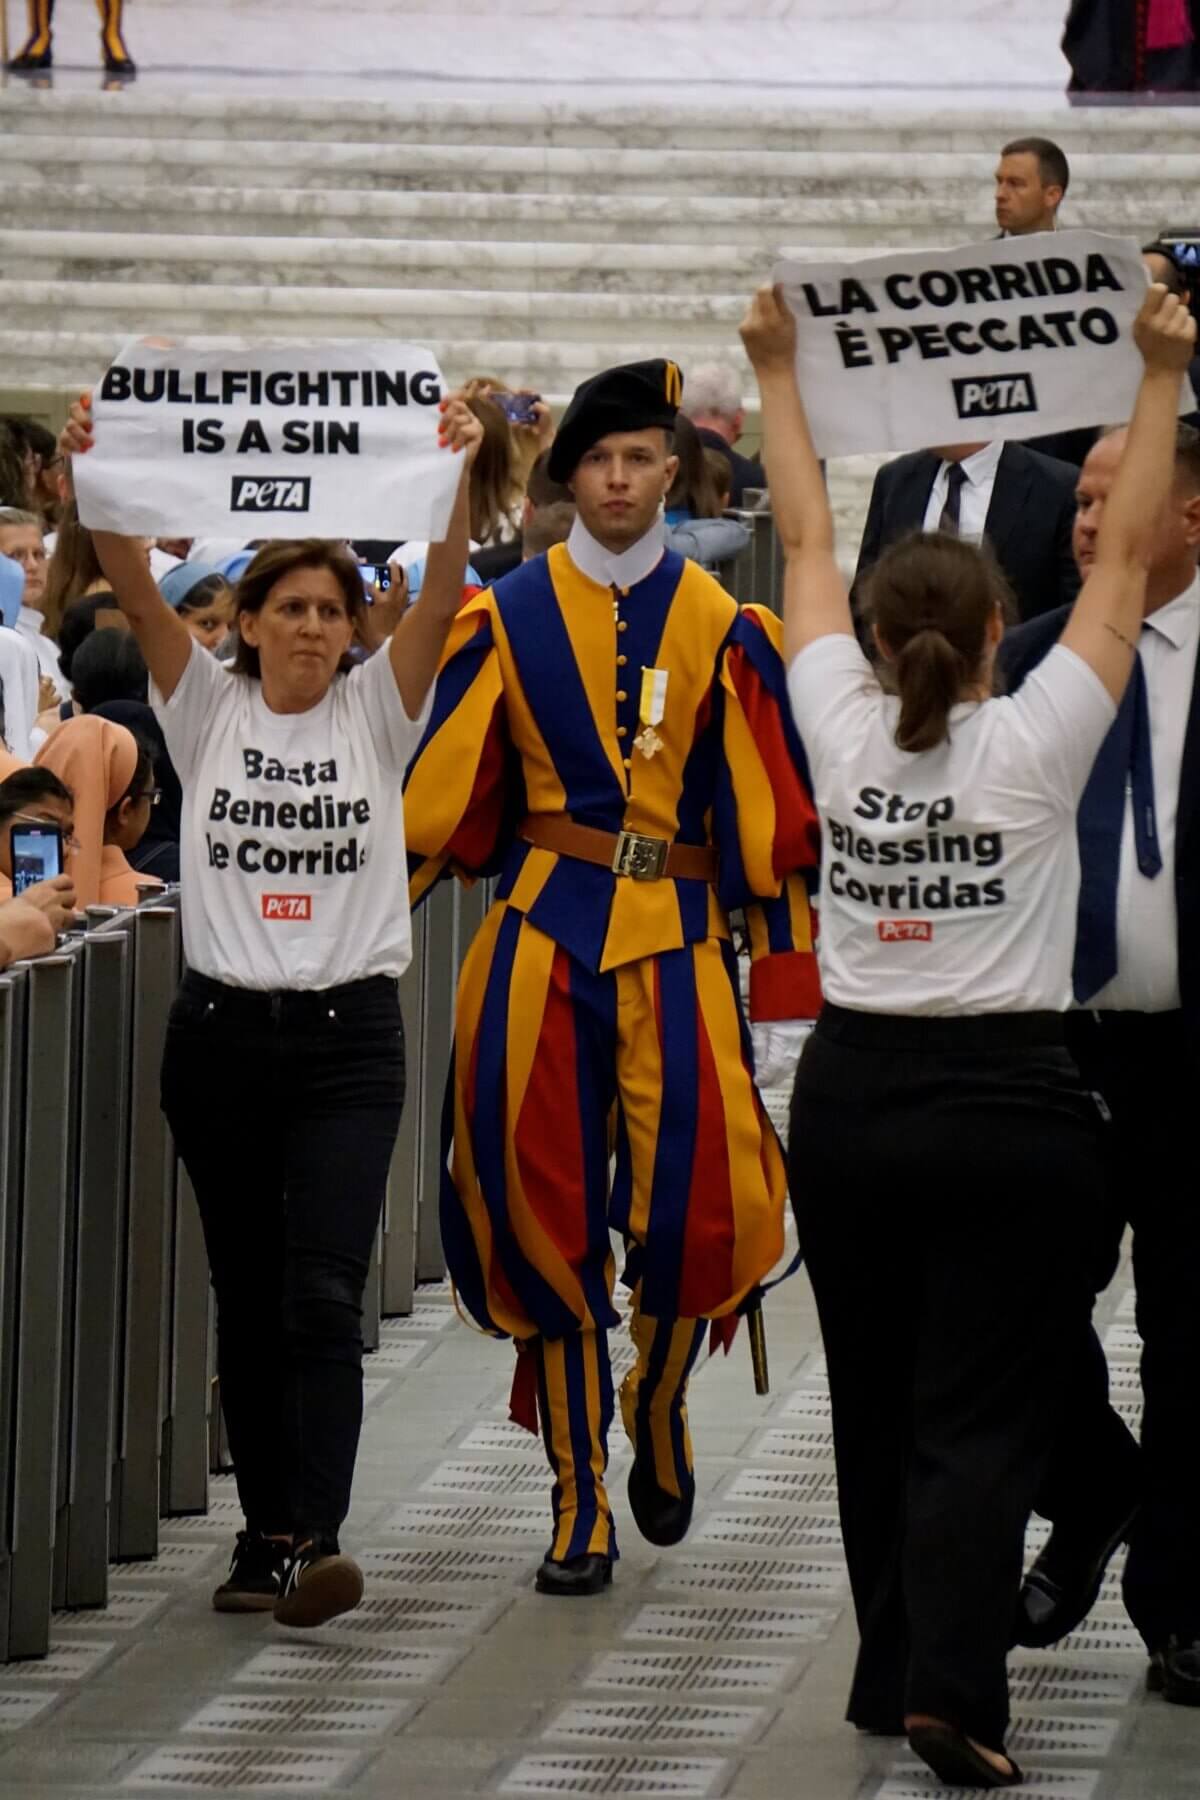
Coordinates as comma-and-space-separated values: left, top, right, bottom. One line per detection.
0, 766, 74, 899
741, 281, 1194, 1788
0, 879, 79, 969
60, 388, 481, 1630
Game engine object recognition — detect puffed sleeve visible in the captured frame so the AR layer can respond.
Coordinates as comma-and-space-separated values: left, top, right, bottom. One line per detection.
402, 591, 522, 905
714, 604, 822, 1022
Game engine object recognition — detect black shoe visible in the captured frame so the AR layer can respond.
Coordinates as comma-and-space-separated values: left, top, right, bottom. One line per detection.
1149, 1638, 1200, 1706
627, 1457, 695, 1548
1013, 1507, 1137, 1649
273, 1536, 363, 1628
7, 41, 52, 71
908, 1723, 1023, 1789
535, 1552, 613, 1597
212, 1530, 290, 1614
102, 49, 136, 75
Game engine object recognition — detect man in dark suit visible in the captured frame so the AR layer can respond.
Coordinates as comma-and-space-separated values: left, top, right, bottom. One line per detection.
1003, 421, 1200, 1706
680, 362, 764, 506
854, 439, 1080, 626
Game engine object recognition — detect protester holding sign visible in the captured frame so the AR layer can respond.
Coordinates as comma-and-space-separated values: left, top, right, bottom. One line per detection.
61, 385, 482, 1630
741, 280, 1194, 1790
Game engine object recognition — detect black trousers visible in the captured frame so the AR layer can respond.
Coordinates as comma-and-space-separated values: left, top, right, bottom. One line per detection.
1043, 1009, 1200, 1649
789, 1004, 1104, 1751
161, 971, 405, 1540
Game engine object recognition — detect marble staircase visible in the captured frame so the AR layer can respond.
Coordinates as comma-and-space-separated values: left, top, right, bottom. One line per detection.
0, 86, 1194, 548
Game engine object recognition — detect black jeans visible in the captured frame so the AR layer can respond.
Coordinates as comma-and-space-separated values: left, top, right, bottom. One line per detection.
161, 970, 405, 1540
789, 1005, 1104, 1752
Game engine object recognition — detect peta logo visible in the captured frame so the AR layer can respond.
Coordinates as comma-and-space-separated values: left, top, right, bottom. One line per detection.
952, 374, 1037, 420
262, 893, 312, 922
878, 920, 932, 942
231, 476, 312, 513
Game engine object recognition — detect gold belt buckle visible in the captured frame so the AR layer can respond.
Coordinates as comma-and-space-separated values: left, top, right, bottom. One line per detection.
612, 830, 669, 881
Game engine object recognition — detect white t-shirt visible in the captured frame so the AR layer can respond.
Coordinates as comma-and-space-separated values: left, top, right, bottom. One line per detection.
156, 643, 430, 991
787, 633, 1116, 1016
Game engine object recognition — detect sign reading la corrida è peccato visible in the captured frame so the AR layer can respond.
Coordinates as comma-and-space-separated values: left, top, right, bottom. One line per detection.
73, 339, 462, 541
774, 231, 1189, 458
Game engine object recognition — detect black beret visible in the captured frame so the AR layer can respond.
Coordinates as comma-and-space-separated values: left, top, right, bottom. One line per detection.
547, 358, 683, 483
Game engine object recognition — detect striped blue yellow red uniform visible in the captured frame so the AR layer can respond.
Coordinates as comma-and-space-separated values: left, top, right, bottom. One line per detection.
404, 541, 820, 1563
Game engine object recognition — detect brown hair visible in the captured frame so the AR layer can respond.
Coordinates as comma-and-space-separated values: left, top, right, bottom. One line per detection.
665, 413, 722, 520
863, 532, 1015, 754
1000, 135, 1069, 196
0, 421, 29, 510
467, 395, 522, 545
229, 540, 367, 679
522, 501, 577, 559
42, 500, 104, 639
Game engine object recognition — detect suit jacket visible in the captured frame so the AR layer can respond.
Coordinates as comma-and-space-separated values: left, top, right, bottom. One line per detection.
853, 441, 1081, 627
998, 604, 1200, 1062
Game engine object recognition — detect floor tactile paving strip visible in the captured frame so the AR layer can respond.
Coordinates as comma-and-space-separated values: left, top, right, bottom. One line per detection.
357, 1545, 534, 1586
367, 1340, 428, 1371
499, 1753, 729, 1796
130, 1542, 226, 1581
723, 1467, 840, 1506
693, 1510, 843, 1552
1101, 1325, 1142, 1361
184, 1691, 412, 1739
877, 1775, 1099, 1800
650, 1554, 846, 1599
1005, 1716, 1121, 1758
56, 1588, 172, 1632
361, 1378, 391, 1408
122, 1745, 360, 1790
459, 1422, 549, 1458
776, 1388, 834, 1424
384, 1502, 547, 1540
584, 1650, 798, 1695
0, 1688, 62, 1730
7, 1639, 120, 1682
421, 1459, 549, 1499
541, 1699, 766, 1747
315, 1592, 501, 1638
1055, 1613, 1144, 1657
623, 1601, 831, 1646
233, 1642, 460, 1689
748, 1429, 836, 1462
156, 1497, 245, 1537
1008, 1662, 1141, 1708
379, 1303, 457, 1335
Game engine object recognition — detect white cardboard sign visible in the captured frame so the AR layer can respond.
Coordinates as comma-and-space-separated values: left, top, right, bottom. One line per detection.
74, 338, 461, 540
773, 231, 1180, 458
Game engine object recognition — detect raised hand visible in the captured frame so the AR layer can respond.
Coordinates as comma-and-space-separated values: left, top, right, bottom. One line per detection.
438, 391, 485, 467
59, 390, 95, 461
1134, 283, 1197, 373
740, 283, 798, 375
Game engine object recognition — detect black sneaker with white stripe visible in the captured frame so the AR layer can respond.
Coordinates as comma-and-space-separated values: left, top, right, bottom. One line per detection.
212, 1531, 290, 1613
273, 1536, 364, 1628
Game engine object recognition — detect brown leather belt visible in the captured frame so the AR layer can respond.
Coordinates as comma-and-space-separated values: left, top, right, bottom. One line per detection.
520, 814, 716, 883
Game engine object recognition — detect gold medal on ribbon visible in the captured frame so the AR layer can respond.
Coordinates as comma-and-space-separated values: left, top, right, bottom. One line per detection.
633, 666, 668, 760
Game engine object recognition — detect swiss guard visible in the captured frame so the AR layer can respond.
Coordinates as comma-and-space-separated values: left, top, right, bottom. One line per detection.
404, 359, 820, 1595
7, 0, 135, 73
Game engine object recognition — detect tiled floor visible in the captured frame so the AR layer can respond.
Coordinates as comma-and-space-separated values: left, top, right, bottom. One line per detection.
1, 1207, 1197, 1799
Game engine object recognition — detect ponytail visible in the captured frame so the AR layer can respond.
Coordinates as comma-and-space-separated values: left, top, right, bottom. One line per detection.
894, 627, 970, 753
862, 530, 1015, 755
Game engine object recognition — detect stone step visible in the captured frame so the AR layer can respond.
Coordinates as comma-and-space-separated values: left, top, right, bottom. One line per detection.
2, 90, 1199, 152
0, 134, 1194, 198
4, 180, 1175, 248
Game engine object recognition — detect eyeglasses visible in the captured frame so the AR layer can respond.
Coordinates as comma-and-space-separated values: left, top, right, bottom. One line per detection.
9, 812, 81, 852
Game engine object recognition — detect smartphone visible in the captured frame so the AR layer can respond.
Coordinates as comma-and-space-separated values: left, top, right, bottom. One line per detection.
10, 823, 63, 896
496, 393, 540, 426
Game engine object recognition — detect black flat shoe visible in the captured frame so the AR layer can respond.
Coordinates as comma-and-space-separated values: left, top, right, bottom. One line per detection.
908, 1723, 1023, 1789
627, 1458, 694, 1548
102, 50, 136, 75
1149, 1638, 1200, 1706
7, 43, 52, 71
535, 1552, 612, 1597
1013, 1506, 1136, 1649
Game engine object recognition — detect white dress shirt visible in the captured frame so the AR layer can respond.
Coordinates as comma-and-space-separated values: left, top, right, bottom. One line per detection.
922, 440, 1005, 544
1090, 570, 1200, 1013
15, 605, 68, 700
566, 514, 665, 591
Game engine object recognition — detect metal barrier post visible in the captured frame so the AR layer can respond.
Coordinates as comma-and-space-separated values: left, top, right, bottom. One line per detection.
162, 1159, 209, 1517
111, 907, 179, 1560
416, 885, 457, 1282
380, 915, 425, 1317
7, 956, 75, 1656
0, 971, 27, 1662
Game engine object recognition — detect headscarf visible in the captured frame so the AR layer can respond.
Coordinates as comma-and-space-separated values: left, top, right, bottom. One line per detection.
33, 714, 140, 906
160, 561, 222, 610
91, 700, 181, 883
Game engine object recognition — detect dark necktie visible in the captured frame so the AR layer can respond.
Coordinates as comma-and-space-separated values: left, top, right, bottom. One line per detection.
938, 462, 968, 535
1072, 649, 1162, 1003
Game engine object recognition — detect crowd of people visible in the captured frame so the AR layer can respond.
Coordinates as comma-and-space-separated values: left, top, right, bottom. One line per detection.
1, 131, 1198, 1791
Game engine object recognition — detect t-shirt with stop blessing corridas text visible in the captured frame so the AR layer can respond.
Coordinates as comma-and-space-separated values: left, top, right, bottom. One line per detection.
787, 632, 1117, 1016
155, 641, 430, 991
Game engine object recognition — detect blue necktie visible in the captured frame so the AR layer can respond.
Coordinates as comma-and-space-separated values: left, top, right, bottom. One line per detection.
1072, 649, 1162, 1004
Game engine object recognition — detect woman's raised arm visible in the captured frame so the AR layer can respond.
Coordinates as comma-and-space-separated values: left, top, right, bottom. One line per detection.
60, 394, 194, 700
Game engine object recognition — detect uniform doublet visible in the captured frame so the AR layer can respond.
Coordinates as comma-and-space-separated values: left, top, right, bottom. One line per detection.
403, 533, 819, 1564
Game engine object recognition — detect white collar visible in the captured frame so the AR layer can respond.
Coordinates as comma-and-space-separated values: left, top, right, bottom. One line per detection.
16, 605, 45, 637
1143, 569, 1200, 650
941, 440, 1004, 487
565, 514, 665, 593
